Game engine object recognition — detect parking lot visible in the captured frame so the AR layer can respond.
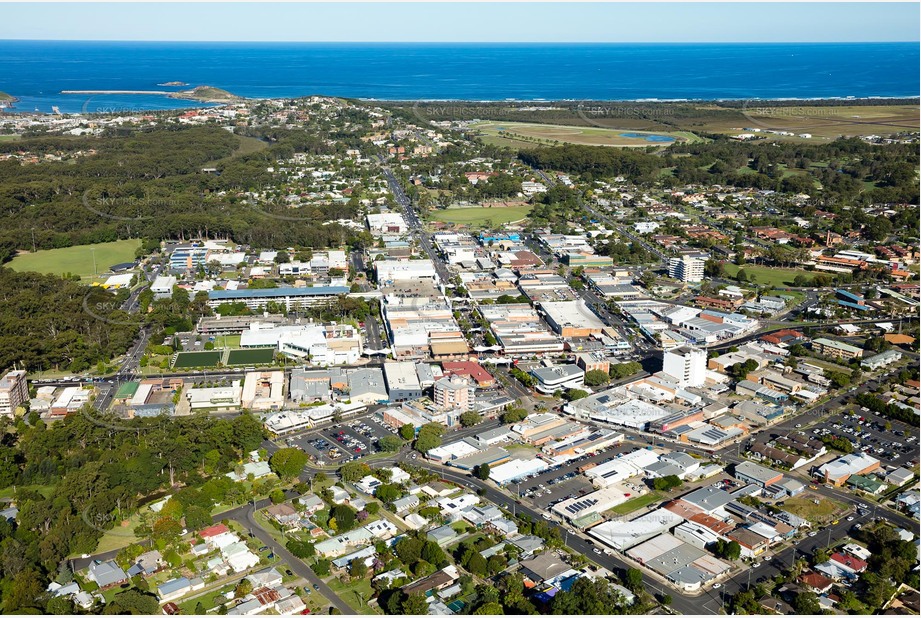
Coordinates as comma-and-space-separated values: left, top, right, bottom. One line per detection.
811, 406, 918, 468
283, 415, 396, 465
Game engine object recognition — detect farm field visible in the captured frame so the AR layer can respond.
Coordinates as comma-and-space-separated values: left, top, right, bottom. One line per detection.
226, 348, 275, 366
173, 350, 222, 368
722, 263, 817, 287
471, 120, 696, 147
693, 104, 919, 140
428, 204, 532, 227
8, 239, 142, 280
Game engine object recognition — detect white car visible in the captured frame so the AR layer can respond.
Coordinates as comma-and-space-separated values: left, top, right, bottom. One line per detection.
712, 583, 722, 589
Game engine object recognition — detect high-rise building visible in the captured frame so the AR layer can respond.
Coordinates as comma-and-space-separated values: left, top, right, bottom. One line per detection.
0, 370, 28, 417
433, 375, 475, 411
668, 254, 707, 283
662, 346, 706, 387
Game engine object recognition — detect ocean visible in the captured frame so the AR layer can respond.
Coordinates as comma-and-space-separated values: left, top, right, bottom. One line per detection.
0, 41, 918, 114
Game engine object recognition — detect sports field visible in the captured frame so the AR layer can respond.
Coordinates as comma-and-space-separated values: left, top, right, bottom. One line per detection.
8, 239, 142, 280
227, 348, 275, 366
472, 121, 696, 147
723, 263, 816, 287
429, 205, 533, 226
173, 351, 222, 369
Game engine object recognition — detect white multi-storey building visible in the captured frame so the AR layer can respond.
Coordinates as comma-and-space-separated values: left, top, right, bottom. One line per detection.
662, 346, 706, 387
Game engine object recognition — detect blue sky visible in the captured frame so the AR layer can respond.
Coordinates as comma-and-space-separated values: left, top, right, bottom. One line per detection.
2, 3, 918, 43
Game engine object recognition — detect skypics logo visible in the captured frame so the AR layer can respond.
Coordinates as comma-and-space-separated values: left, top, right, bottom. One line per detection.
412, 101, 674, 129
81, 97, 144, 116
740, 100, 837, 132
81, 189, 174, 222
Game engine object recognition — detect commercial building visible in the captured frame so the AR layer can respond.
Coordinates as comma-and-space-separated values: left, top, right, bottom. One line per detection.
733, 461, 784, 489
207, 286, 350, 311
816, 453, 881, 487
530, 364, 585, 394
539, 300, 607, 338
811, 338, 864, 361
0, 370, 28, 417
240, 322, 362, 365
241, 371, 285, 411
589, 508, 684, 552
383, 362, 423, 402
151, 275, 177, 300
488, 457, 549, 485
366, 213, 408, 236
186, 382, 243, 411
662, 346, 706, 387
375, 260, 439, 284
348, 368, 388, 404
479, 304, 564, 355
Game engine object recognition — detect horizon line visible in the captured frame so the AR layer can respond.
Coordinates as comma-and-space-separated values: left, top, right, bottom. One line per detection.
1, 39, 918, 44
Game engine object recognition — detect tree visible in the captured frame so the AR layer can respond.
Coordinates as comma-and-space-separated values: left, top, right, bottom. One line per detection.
473, 463, 491, 480
583, 370, 610, 387
399, 424, 416, 440
349, 559, 368, 578
340, 461, 371, 483
459, 411, 482, 428
330, 504, 357, 531
287, 539, 316, 559
235, 579, 254, 599
624, 568, 644, 592
378, 435, 403, 452
792, 591, 821, 614
46, 597, 74, 615
466, 551, 489, 577
402, 593, 430, 615
414, 423, 444, 454
421, 540, 447, 567
269, 448, 309, 480
374, 483, 401, 504
104, 590, 160, 615
314, 559, 331, 576
500, 407, 528, 424
184, 505, 212, 532
564, 389, 588, 402
473, 602, 504, 614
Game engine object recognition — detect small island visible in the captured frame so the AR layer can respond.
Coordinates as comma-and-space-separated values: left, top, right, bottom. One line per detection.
60, 85, 244, 104
157, 81, 189, 87
170, 85, 243, 103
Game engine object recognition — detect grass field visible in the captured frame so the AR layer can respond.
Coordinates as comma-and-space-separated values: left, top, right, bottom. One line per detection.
173, 350, 223, 368
429, 205, 532, 227
687, 103, 919, 140
723, 263, 816, 287
328, 576, 379, 615
227, 348, 275, 366
8, 239, 142, 281
608, 491, 663, 515
783, 492, 849, 524
472, 121, 696, 147
214, 334, 241, 349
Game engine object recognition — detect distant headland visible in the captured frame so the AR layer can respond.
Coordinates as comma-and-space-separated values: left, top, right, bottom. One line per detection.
60, 85, 243, 103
